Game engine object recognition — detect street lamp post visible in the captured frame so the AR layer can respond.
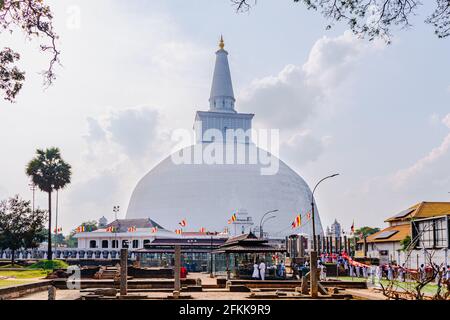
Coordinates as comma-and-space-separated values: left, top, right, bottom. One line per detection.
259, 209, 278, 239
309, 173, 339, 298
311, 174, 340, 251
113, 205, 120, 249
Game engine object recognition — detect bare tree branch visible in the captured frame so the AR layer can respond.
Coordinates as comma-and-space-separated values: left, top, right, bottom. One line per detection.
0, 0, 59, 102
231, 0, 450, 41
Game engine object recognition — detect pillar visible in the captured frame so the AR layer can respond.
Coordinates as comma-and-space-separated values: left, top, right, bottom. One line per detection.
344, 235, 348, 254
173, 245, 181, 297
226, 253, 230, 280
120, 248, 128, 296
310, 251, 318, 298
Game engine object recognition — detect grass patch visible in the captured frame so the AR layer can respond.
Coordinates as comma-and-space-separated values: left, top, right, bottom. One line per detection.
0, 264, 25, 269
0, 269, 48, 279
0, 280, 35, 288
28, 260, 68, 270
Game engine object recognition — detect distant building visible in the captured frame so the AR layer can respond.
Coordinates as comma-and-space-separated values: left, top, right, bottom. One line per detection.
98, 216, 108, 228
357, 202, 450, 266
326, 219, 342, 238
229, 209, 254, 236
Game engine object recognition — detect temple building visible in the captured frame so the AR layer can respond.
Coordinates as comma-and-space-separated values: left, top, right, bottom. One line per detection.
125, 37, 324, 238
326, 219, 342, 238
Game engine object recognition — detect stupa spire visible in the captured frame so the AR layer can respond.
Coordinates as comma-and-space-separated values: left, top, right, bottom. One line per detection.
209, 35, 236, 113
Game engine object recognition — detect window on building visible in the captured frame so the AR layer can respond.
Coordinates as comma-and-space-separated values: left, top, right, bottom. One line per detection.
101, 240, 108, 249
132, 240, 139, 248
434, 218, 447, 247
111, 240, 118, 249
122, 240, 129, 248
143, 239, 151, 247
89, 240, 96, 248
415, 217, 448, 249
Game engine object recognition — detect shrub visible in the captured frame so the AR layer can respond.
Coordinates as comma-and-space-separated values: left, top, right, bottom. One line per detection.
28, 260, 68, 270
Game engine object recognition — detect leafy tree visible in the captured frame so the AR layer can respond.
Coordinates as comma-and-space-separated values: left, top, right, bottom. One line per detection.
355, 226, 380, 239
400, 235, 412, 251
0, 195, 46, 265
26, 147, 72, 260
65, 221, 98, 248
232, 0, 450, 43
0, 0, 59, 102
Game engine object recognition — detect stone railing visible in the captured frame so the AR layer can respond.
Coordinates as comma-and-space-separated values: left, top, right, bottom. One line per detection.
0, 249, 139, 261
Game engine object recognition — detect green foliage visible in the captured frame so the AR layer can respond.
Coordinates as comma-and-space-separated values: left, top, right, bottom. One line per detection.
355, 226, 380, 238
65, 220, 98, 248
0, 195, 47, 264
25, 147, 72, 260
28, 259, 68, 270
400, 235, 412, 251
26, 148, 72, 194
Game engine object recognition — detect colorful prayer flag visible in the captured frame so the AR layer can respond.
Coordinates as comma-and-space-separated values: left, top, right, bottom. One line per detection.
151, 227, 158, 233
291, 214, 302, 228
175, 229, 183, 235
199, 227, 206, 233
179, 219, 187, 227
106, 226, 117, 233
127, 226, 137, 232
230, 213, 237, 222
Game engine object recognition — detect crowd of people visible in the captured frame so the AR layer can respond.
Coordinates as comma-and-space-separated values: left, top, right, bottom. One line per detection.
248, 254, 450, 285
251, 259, 286, 280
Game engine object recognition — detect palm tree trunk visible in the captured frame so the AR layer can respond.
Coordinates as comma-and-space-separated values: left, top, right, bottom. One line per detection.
47, 191, 52, 261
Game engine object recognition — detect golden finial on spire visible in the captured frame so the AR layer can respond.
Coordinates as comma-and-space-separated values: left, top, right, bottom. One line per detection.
219, 35, 225, 49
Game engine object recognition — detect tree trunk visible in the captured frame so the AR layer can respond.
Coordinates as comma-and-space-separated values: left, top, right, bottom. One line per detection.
11, 249, 15, 266
47, 191, 52, 261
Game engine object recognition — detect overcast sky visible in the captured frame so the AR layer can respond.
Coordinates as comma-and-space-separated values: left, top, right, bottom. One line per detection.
0, 0, 449, 234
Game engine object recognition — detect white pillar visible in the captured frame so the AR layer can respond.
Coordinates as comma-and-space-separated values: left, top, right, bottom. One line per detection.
19, 252, 23, 260
444, 248, 448, 267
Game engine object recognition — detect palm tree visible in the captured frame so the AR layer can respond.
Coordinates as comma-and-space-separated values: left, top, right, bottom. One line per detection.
26, 148, 71, 260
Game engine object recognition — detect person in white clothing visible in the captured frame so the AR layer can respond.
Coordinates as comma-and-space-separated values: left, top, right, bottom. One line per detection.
252, 261, 260, 279
319, 262, 327, 281
259, 261, 266, 281
376, 265, 383, 281
355, 266, 360, 277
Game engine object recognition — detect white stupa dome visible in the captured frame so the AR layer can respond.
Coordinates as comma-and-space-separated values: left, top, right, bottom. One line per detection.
125, 38, 324, 238
126, 144, 323, 237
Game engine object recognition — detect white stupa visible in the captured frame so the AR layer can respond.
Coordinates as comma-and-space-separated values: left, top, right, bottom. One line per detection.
126, 37, 324, 238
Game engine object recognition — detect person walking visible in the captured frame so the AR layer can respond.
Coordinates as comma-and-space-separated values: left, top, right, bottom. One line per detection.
259, 260, 266, 281
376, 265, 382, 281
319, 262, 327, 281
419, 264, 425, 282
252, 261, 260, 280
387, 265, 394, 281
279, 260, 286, 278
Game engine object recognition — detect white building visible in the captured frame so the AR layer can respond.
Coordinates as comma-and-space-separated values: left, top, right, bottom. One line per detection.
357, 202, 450, 266
125, 38, 324, 238
74, 218, 175, 251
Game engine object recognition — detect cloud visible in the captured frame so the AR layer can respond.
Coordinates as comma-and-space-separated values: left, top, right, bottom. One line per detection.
280, 130, 332, 166
107, 107, 161, 157
239, 31, 380, 164
392, 113, 450, 190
